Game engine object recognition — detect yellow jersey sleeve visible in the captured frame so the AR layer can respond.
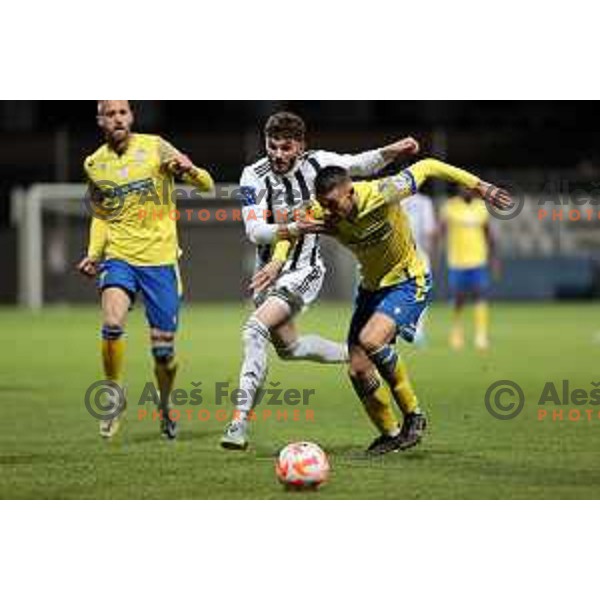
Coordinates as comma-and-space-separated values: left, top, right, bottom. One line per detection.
87, 217, 108, 260
83, 158, 108, 260
407, 158, 480, 190
373, 158, 481, 208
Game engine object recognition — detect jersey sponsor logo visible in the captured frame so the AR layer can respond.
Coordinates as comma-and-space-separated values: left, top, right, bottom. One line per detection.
239, 186, 257, 207
103, 177, 156, 199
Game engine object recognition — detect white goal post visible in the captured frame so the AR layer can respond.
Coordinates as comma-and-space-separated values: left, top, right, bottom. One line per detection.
12, 184, 85, 310
11, 183, 238, 310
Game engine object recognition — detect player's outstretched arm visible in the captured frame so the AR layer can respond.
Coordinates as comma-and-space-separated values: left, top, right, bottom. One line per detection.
406, 158, 513, 211
320, 136, 420, 178
380, 137, 420, 163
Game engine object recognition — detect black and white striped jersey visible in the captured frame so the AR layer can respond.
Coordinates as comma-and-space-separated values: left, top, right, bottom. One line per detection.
240, 148, 387, 272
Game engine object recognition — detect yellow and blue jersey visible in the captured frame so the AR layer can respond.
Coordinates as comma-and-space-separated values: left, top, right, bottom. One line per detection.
311, 171, 428, 293
84, 133, 213, 266
85, 133, 213, 332
311, 169, 432, 344
442, 196, 489, 269
311, 159, 483, 343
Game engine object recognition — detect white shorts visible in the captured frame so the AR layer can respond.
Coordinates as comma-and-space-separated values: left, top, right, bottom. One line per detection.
254, 264, 325, 315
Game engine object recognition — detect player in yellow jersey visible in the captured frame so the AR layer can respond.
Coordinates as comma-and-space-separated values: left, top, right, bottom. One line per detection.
283, 159, 511, 454
440, 190, 498, 350
77, 101, 214, 439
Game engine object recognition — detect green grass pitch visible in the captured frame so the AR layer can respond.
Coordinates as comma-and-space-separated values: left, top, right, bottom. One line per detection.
0, 302, 599, 499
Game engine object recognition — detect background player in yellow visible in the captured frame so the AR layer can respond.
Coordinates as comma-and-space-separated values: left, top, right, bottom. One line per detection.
439, 189, 499, 350
77, 100, 214, 439
281, 159, 511, 454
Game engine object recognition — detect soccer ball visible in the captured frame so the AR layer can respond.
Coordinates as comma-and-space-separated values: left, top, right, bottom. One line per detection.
275, 441, 330, 490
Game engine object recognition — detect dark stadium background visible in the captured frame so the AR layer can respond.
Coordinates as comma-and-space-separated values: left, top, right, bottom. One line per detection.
2, 103, 600, 501
2, 100, 599, 304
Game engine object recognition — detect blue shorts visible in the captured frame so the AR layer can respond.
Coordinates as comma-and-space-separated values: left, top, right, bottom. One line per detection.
448, 266, 490, 297
348, 274, 433, 346
97, 259, 181, 332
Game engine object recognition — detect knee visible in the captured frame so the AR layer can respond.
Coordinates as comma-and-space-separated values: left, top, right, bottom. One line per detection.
358, 329, 383, 355
151, 330, 175, 364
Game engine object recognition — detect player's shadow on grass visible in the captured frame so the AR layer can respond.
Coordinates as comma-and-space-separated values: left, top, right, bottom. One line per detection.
252, 441, 431, 464
0, 454, 38, 465
129, 427, 223, 445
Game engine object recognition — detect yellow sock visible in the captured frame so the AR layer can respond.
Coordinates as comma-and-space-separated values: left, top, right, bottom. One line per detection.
389, 360, 419, 415
154, 356, 178, 409
350, 373, 400, 436
364, 384, 400, 436
474, 301, 489, 339
369, 345, 420, 416
101, 326, 125, 383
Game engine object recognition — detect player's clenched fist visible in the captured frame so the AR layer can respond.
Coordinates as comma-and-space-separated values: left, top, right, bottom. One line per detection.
167, 153, 195, 176
77, 256, 99, 278
381, 137, 420, 162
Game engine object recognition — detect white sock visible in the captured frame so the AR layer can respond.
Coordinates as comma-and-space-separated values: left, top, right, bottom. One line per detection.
235, 317, 270, 423
276, 334, 349, 364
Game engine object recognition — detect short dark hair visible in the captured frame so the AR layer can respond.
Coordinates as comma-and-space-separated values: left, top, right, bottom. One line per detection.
264, 111, 306, 141
314, 165, 351, 198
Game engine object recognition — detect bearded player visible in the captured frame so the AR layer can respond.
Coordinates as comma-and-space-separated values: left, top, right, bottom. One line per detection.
220, 111, 421, 450
77, 100, 214, 439
268, 159, 511, 454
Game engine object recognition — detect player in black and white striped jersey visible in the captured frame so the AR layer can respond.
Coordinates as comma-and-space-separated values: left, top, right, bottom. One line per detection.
221, 111, 420, 450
